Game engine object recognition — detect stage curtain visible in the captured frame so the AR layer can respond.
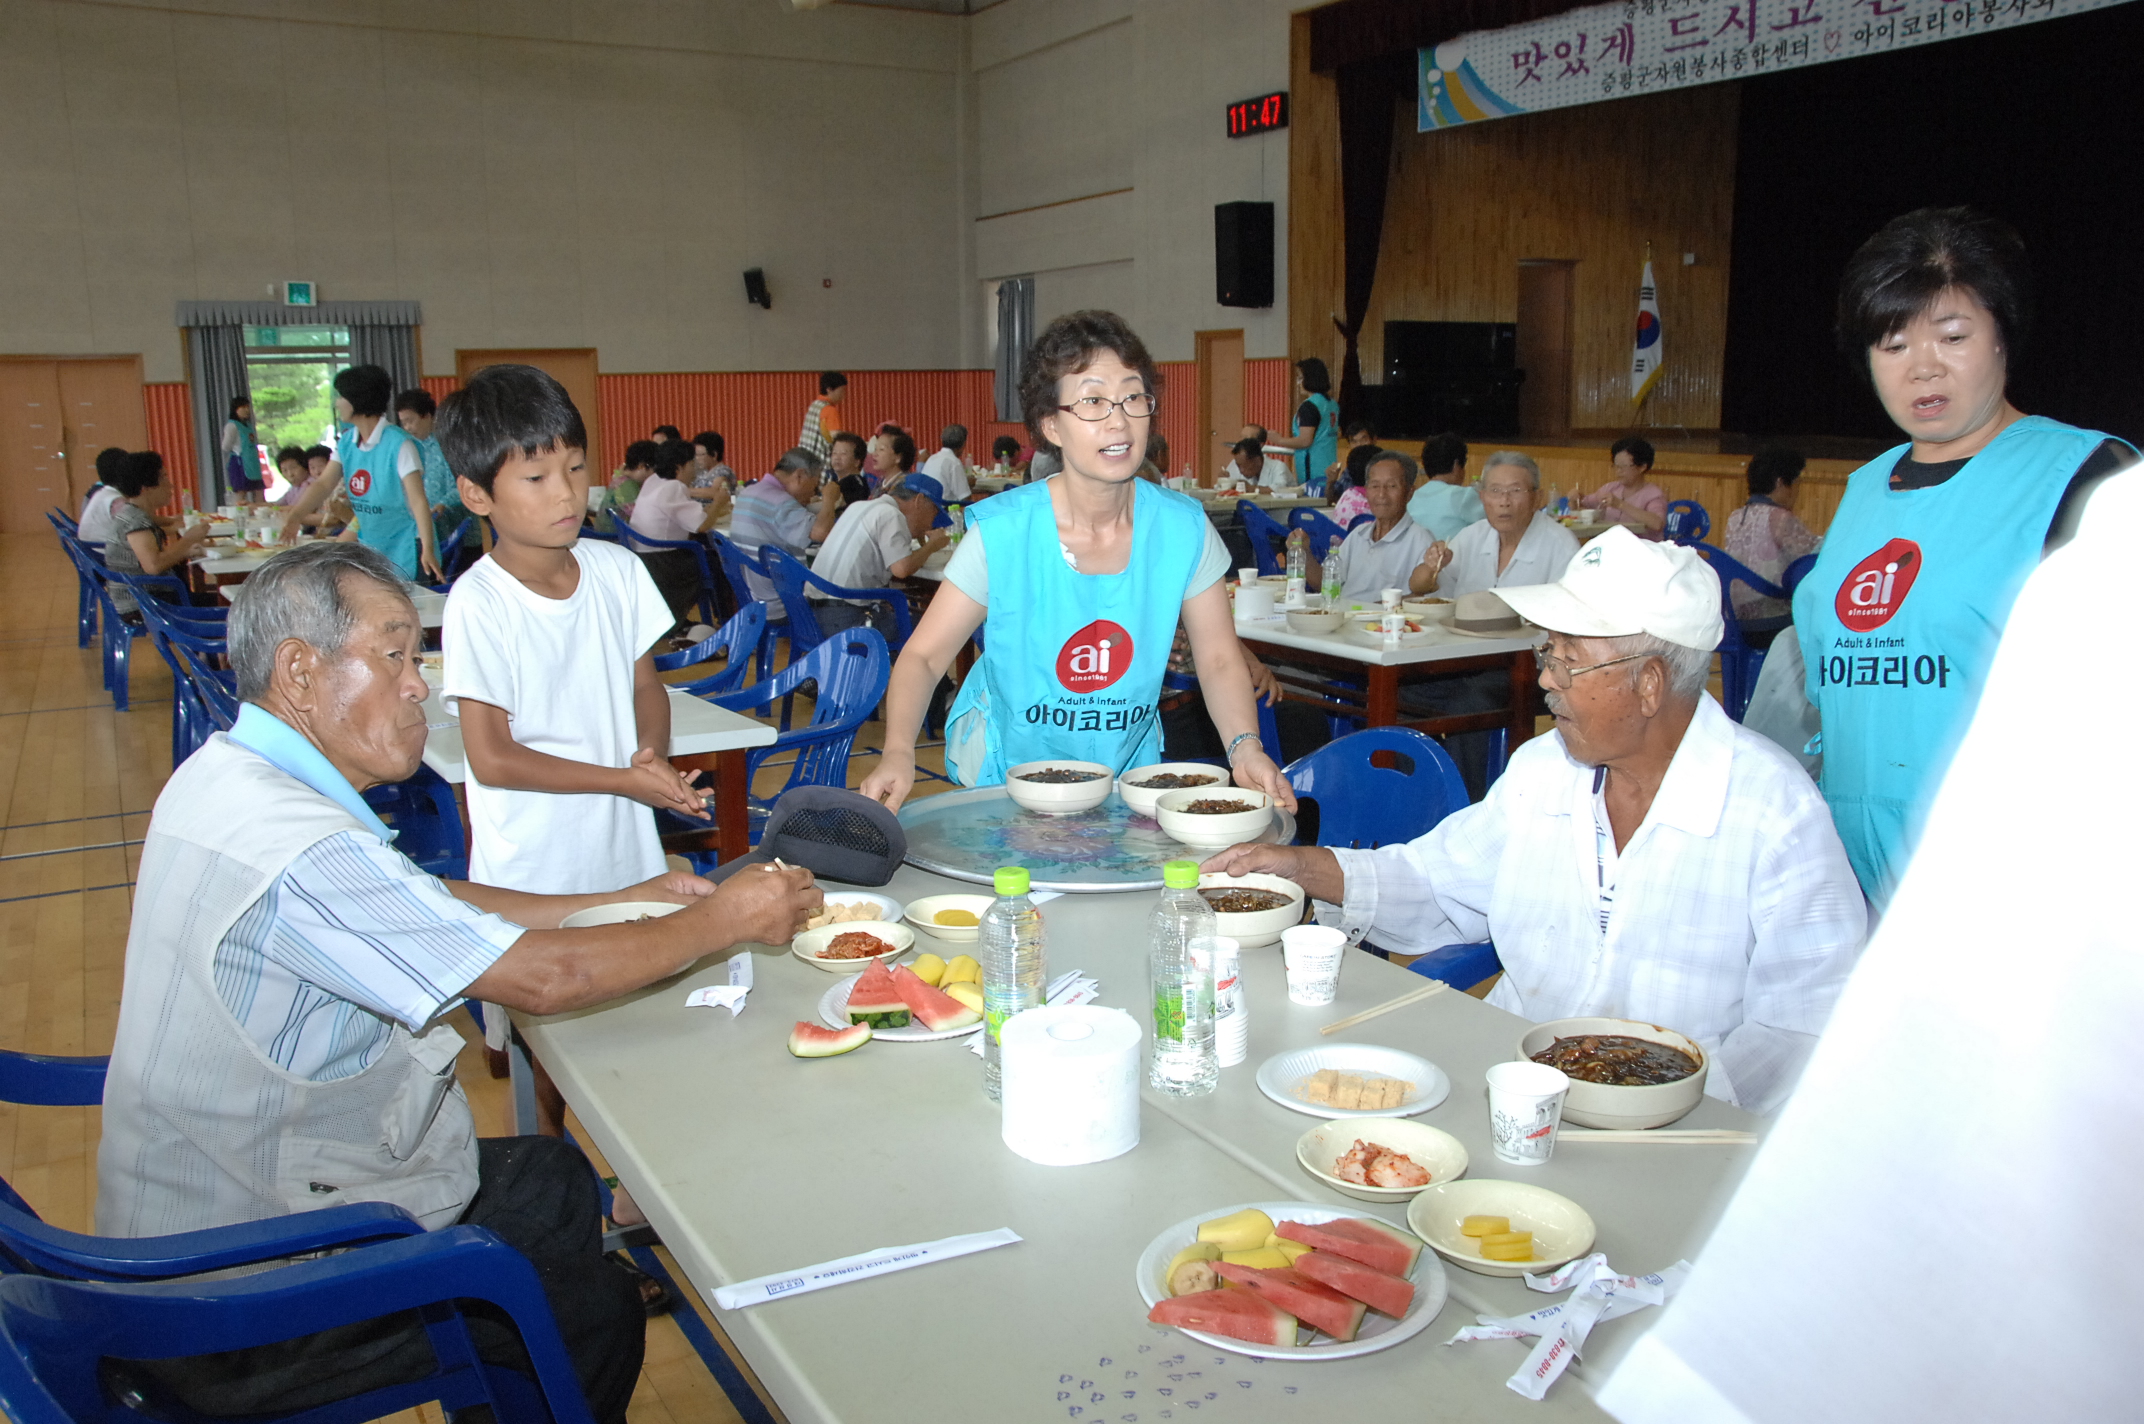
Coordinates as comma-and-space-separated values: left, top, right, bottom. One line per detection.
1333, 53, 1414, 421
183, 324, 248, 507
350, 323, 420, 397
994, 277, 1035, 422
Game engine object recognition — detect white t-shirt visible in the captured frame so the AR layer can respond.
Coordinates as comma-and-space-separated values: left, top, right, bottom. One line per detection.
442, 539, 675, 893
626, 474, 702, 543
79, 485, 124, 544
1324, 516, 1435, 602
922, 447, 970, 502
810, 497, 916, 605
944, 511, 1231, 605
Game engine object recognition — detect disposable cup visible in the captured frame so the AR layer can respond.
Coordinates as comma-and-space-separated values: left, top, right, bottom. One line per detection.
1238, 567, 1261, 586
1380, 587, 1405, 609
1235, 582, 1276, 620
1578, 507, 1599, 525
1281, 925, 1346, 1006
1485, 1060, 1571, 1166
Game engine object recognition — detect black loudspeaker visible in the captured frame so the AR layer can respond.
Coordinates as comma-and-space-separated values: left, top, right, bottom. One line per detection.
743, 268, 771, 309
1214, 202, 1274, 308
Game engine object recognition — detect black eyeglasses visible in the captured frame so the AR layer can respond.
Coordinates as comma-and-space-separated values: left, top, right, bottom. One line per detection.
1056, 393, 1159, 422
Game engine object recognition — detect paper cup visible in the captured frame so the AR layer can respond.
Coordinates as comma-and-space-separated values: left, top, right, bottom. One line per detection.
1486, 1060, 1571, 1166
1235, 582, 1276, 620
1238, 567, 1261, 585
1380, 587, 1405, 609
1578, 507, 1599, 525
1281, 925, 1346, 1006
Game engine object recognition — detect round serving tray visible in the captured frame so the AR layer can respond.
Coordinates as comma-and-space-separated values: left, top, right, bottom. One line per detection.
897, 784, 1296, 893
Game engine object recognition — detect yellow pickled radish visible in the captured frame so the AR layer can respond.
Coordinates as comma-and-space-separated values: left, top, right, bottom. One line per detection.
1460, 1215, 1511, 1238
934, 909, 981, 927
1480, 1231, 1532, 1248
1480, 1230, 1534, 1261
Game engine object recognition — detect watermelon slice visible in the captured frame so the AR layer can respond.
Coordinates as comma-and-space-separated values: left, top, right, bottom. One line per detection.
844, 961, 911, 1028
1291, 1249, 1415, 1319
888, 963, 983, 1032
1147, 1288, 1297, 1347
1274, 1218, 1422, 1278
788, 1021, 870, 1058
1212, 1263, 1365, 1342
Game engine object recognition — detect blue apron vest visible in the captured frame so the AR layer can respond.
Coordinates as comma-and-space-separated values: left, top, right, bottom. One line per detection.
1793, 414, 2117, 907
1295, 393, 1338, 496
225, 419, 262, 491
338, 422, 420, 578
944, 478, 1207, 787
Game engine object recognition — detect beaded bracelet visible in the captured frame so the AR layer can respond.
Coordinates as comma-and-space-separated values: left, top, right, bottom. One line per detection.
1226, 731, 1264, 764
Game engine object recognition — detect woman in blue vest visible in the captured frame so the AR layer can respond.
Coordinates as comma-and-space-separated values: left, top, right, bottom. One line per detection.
1794, 207, 2132, 910
221, 396, 268, 504
1269, 357, 1340, 497
860, 310, 1294, 813
278, 364, 442, 582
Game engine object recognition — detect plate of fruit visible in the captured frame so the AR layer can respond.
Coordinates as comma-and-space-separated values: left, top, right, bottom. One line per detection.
815, 954, 984, 1043
1138, 1202, 1446, 1360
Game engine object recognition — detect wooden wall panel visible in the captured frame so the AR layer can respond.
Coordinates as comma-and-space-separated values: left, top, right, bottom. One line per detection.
1288, 14, 1346, 385
1484, 441, 1860, 536
1364, 84, 1740, 431
1245, 358, 1291, 437
142, 383, 195, 505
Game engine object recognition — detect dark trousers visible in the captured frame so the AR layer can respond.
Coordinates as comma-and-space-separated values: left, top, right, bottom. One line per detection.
1396, 666, 1512, 803
637, 549, 706, 629
133, 1136, 644, 1424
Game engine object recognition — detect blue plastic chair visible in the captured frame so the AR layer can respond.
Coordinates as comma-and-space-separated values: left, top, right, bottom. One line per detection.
46, 514, 98, 649
1236, 501, 1291, 577
65, 542, 191, 712
1664, 499, 1710, 544
760, 546, 914, 659
708, 532, 785, 682
654, 601, 767, 699
0, 1231, 598, 1424
1287, 507, 1351, 564
1348, 511, 1376, 531
427, 514, 481, 587
701, 627, 892, 843
1282, 727, 1469, 851
615, 522, 717, 629
362, 764, 469, 880
1692, 542, 1795, 722
133, 597, 233, 764
1406, 941, 1503, 991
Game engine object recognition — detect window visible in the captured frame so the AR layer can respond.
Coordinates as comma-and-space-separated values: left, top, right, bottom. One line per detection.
244, 325, 350, 499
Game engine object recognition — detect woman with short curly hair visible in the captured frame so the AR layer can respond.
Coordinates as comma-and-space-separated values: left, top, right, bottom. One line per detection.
859, 310, 1295, 812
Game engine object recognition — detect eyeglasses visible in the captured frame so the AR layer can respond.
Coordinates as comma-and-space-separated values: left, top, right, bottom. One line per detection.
1056, 392, 1159, 422
1537, 647, 1650, 690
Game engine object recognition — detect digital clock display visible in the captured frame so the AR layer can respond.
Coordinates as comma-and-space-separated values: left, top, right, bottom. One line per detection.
1225, 91, 1289, 139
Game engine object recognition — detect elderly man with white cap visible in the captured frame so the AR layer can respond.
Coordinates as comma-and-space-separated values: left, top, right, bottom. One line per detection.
1206, 528, 1868, 1113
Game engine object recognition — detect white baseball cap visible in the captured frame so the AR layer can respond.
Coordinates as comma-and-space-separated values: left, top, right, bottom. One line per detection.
1494, 526, 1724, 651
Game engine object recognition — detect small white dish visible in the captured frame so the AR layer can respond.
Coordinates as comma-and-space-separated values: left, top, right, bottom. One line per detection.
1400, 598, 1455, 624
1342, 616, 1439, 648
789, 920, 914, 973
1286, 608, 1346, 635
1115, 763, 1229, 818
1295, 1118, 1469, 1203
1004, 760, 1115, 815
558, 900, 685, 930
903, 893, 996, 944
1406, 1179, 1596, 1279
1195, 873, 1305, 949
1255, 1043, 1451, 1119
1153, 787, 1272, 849
803, 891, 903, 932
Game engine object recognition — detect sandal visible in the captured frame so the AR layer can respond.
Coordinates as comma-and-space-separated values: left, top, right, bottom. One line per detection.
610, 1250, 678, 1317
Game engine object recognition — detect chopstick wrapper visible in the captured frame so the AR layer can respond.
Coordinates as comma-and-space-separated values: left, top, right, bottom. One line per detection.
684, 953, 755, 1017
710, 1228, 1022, 1310
1446, 1254, 1690, 1401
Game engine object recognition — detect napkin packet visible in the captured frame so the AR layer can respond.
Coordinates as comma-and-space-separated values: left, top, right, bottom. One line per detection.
1446, 1253, 1692, 1401
967, 968, 1101, 1055
685, 952, 755, 1018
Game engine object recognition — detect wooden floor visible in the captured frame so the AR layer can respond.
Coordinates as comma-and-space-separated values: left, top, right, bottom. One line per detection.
0, 530, 959, 1424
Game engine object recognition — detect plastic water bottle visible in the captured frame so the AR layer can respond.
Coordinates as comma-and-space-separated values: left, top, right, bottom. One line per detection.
948, 504, 964, 542
1548, 482, 1566, 518
1285, 527, 1309, 585
980, 866, 1048, 1103
1148, 860, 1219, 1097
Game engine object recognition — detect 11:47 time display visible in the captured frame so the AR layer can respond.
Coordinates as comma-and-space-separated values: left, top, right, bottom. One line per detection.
1226, 91, 1289, 138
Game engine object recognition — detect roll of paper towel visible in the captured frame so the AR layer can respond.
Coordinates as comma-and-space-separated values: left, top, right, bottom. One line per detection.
1234, 582, 1275, 620
1000, 1004, 1142, 1166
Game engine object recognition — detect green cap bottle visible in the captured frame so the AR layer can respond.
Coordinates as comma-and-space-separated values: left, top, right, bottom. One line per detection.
993, 866, 1030, 897
1162, 859, 1201, 889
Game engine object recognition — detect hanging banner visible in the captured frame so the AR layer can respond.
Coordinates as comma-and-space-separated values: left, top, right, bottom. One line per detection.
1419, 0, 2128, 130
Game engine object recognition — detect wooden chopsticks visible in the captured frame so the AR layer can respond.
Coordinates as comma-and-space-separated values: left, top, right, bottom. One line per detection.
1556, 1129, 1758, 1144
1319, 980, 1449, 1035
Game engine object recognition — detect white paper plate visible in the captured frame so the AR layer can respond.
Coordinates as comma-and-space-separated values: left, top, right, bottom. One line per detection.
816, 975, 980, 1044
1256, 1044, 1451, 1119
1136, 1200, 1446, 1360
1406, 1179, 1597, 1278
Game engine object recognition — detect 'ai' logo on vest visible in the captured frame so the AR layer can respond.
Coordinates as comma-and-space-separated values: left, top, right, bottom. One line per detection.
1833, 538, 1922, 630
348, 467, 373, 498
1055, 620, 1133, 693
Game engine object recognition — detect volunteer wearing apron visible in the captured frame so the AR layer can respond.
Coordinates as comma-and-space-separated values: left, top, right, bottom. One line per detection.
1794, 207, 2133, 910
1269, 357, 1340, 497
221, 396, 268, 504
859, 310, 1294, 813
279, 364, 443, 583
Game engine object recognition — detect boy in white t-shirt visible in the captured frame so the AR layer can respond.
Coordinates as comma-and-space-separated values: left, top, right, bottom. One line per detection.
439, 365, 709, 1173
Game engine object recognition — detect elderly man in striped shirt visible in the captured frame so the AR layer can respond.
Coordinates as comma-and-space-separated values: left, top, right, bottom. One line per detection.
1205, 529, 1867, 1115
97, 542, 822, 1423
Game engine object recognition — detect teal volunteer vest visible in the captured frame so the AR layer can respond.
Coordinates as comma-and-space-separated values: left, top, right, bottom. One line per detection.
339, 421, 421, 578
945, 478, 1207, 786
1794, 414, 2117, 907
1295, 392, 1338, 496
